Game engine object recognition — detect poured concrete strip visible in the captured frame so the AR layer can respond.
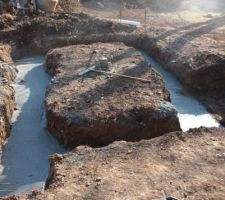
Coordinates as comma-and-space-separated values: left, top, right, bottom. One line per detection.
118, 19, 141, 27
143, 53, 221, 131
0, 56, 66, 196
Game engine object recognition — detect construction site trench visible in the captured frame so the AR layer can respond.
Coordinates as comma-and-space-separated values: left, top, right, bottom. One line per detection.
0, 8, 224, 199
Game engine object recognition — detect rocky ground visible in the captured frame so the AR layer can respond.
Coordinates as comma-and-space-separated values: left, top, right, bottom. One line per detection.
45, 43, 180, 147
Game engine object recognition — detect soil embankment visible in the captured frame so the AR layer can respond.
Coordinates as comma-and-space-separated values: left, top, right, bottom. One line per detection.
45, 43, 180, 147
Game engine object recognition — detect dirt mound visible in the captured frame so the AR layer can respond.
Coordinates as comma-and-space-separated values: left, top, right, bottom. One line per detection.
45, 43, 180, 147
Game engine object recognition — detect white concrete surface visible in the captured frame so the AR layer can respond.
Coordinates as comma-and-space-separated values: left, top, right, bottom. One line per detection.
0, 56, 66, 196
118, 19, 141, 27
143, 53, 221, 131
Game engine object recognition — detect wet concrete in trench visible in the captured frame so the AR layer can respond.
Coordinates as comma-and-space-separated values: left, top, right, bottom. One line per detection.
0, 56, 66, 196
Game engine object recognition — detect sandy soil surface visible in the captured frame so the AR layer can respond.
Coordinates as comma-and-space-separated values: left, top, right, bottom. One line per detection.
10, 127, 225, 200
45, 43, 180, 147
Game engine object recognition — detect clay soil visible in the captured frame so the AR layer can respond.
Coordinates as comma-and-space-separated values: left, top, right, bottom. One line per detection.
45, 43, 180, 147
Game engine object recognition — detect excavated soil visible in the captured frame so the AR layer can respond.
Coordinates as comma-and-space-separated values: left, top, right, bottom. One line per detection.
45, 43, 180, 147
8, 127, 225, 200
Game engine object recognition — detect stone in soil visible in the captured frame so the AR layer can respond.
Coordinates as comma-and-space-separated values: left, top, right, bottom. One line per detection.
45, 42, 181, 147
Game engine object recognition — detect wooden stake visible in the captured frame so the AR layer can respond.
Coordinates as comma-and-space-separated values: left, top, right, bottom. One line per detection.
119, 0, 122, 21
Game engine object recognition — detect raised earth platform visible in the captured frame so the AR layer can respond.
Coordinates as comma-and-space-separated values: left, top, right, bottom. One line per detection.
45, 43, 181, 147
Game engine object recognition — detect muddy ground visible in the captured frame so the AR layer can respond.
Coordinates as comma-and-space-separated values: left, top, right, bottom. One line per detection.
45, 43, 180, 147
0, 2, 224, 199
